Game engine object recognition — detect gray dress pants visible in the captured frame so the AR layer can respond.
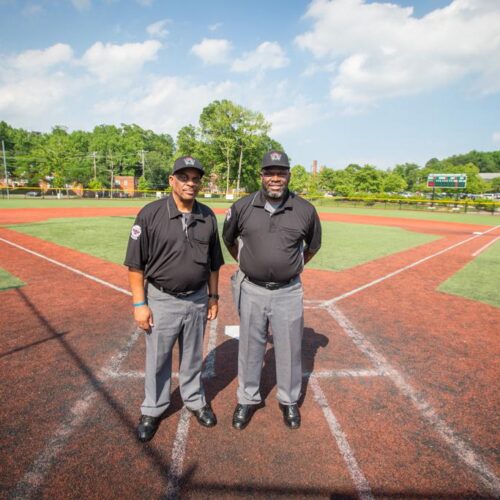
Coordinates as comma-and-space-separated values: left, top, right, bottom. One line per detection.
141, 283, 208, 417
237, 278, 304, 406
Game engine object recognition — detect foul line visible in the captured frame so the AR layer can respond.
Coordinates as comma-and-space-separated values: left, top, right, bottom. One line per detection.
323, 225, 500, 305
472, 235, 500, 257
164, 317, 219, 499
310, 378, 374, 500
0, 237, 131, 296
327, 304, 500, 496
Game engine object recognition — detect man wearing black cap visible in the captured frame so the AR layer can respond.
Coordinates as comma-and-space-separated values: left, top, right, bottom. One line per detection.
222, 150, 321, 430
125, 156, 224, 442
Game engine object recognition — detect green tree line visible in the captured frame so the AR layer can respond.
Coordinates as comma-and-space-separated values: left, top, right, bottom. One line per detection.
1, 99, 499, 194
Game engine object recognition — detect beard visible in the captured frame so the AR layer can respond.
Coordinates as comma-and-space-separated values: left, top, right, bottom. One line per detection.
263, 185, 286, 199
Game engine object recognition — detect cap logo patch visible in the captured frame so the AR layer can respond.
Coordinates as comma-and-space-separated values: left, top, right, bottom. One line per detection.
270, 152, 282, 161
184, 157, 195, 166
131, 225, 142, 240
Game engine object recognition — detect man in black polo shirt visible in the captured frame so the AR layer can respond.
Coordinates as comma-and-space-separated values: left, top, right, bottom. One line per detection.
125, 156, 224, 442
222, 150, 321, 430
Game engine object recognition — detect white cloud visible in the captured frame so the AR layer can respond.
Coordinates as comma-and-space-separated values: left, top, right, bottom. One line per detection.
295, 0, 500, 109
136, 0, 154, 6
72, 0, 91, 11
266, 103, 326, 135
231, 41, 289, 72
208, 22, 223, 32
147, 19, 170, 38
12, 43, 74, 73
81, 40, 162, 82
94, 76, 237, 133
493, 132, 500, 144
190, 38, 232, 65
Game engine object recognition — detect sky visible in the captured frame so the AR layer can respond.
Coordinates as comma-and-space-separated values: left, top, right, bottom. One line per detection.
1, 0, 499, 170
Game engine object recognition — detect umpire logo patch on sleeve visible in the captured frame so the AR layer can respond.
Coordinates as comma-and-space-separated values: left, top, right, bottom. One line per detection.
131, 225, 142, 240
225, 208, 231, 221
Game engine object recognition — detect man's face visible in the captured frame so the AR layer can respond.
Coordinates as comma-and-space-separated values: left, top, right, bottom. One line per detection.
261, 167, 290, 199
169, 168, 202, 202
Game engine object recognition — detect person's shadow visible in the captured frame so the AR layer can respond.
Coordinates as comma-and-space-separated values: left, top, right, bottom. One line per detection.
204, 327, 329, 408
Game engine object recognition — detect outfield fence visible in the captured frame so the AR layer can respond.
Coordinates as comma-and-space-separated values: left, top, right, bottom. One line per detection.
1, 186, 499, 215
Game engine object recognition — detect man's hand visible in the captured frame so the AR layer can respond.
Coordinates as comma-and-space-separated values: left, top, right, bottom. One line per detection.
134, 304, 154, 332
207, 298, 218, 320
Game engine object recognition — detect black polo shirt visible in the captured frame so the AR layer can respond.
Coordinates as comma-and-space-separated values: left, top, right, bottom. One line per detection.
124, 196, 224, 293
222, 190, 321, 282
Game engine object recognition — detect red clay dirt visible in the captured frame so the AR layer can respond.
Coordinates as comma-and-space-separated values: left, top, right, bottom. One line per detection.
0, 207, 499, 499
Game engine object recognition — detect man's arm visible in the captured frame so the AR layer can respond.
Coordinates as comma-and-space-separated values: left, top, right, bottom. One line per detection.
207, 270, 219, 320
226, 243, 239, 261
128, 267, 154, 331
303, 249, 317, 265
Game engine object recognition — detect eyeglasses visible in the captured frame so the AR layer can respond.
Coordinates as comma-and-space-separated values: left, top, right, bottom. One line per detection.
174, 173, 202, 185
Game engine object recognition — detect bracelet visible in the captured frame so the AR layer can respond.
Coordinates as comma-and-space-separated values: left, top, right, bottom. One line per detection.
208, 294, 219, 300
133, 301, 147, 307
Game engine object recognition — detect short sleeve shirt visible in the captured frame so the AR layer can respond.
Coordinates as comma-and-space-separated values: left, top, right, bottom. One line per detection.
222, 190, 321, 282
124, 196, 224, 293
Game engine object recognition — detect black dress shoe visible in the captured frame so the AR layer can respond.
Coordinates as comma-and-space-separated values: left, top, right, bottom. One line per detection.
190, 404, 217, 428
232, 404, 255, 430
137, 415, 160, 442
279, 403, 301, 429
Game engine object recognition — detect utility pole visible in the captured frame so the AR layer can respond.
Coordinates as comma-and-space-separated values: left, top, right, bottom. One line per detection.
92, 151, 97, 179
139, 150, 145, 178
2, 140, 9, 199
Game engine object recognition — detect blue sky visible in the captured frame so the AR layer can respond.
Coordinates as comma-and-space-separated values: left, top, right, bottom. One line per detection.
1, 0, 499, 170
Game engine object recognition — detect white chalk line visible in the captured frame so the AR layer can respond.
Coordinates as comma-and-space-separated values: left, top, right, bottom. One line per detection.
327, 303, 500, 496
11, 329, 141, 499
321, 224, 500, 305
472, 235, 500, 257
164, 317, 219, 499
0, 237, 132, 296
310, 377, 375, 500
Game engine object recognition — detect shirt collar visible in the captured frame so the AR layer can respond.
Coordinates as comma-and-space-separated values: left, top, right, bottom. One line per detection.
252, 189, 293, 213
167, 195, 204, 221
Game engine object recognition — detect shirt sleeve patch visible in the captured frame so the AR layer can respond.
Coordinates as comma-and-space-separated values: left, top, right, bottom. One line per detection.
130, 225, 142, 240
225, 208, 232, 221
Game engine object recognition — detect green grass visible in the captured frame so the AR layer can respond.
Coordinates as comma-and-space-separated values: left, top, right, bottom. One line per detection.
438, 240, 500, 308
0, 268, 25, 291
9, 216, 439, 272
1, 197, 498, 225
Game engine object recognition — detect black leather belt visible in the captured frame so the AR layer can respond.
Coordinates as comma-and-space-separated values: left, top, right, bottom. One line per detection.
148, 279, 198, 298
246, 276, 298, 290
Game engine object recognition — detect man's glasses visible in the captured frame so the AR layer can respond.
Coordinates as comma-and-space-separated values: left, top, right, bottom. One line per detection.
174, 173, 202, 184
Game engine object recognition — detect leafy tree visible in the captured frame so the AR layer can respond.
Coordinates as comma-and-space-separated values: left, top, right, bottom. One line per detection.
393, 163, 421, 190
353, 165, 383, 193
383, 173, 407, 193
289, 165, 309, 193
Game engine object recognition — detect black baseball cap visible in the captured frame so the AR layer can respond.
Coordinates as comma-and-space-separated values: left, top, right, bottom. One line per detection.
262, 150, 290, 169
172, 156, 205, 176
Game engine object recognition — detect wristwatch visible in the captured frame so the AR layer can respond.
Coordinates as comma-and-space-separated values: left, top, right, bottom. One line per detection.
208, 293, 219, 300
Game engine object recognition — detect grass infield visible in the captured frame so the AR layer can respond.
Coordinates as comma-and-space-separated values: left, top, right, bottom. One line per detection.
8, 216, 439, 272
438, 240, 500, 308
0, 268, 25, 291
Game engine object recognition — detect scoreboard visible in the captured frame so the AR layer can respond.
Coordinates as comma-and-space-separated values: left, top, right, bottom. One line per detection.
427, 174, 467, 189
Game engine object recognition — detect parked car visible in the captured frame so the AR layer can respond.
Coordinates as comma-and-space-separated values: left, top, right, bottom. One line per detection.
26, 191, 40, 197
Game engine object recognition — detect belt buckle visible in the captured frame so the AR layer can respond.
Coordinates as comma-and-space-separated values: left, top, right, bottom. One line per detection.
176, 291, 190, 298
265, 282, 279, 290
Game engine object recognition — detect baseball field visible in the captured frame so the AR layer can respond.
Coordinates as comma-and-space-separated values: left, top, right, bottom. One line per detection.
0, 199, 499, 499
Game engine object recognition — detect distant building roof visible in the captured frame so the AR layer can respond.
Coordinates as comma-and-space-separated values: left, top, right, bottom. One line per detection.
479, 173, 500, 180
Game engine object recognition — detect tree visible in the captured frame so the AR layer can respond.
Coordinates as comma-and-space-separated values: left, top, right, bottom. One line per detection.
383, 173, 407, 193
353, 165, 383, 193
393, 163, 421, 190
289, 165, 309, 193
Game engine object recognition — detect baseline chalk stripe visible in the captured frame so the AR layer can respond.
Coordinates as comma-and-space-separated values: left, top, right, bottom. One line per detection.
328, 304, 500, 496
0, 237, 132, 296
12, 329, 141, 499
325, 224, 500, 305
310, 377, 375, 500
472, 235, 500, 257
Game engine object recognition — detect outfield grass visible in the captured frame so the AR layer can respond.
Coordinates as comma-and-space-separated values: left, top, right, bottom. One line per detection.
1, 197, 498, 226
8, 216, 439, 272
438, 240, 500, 308
0, 268, 25, 291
